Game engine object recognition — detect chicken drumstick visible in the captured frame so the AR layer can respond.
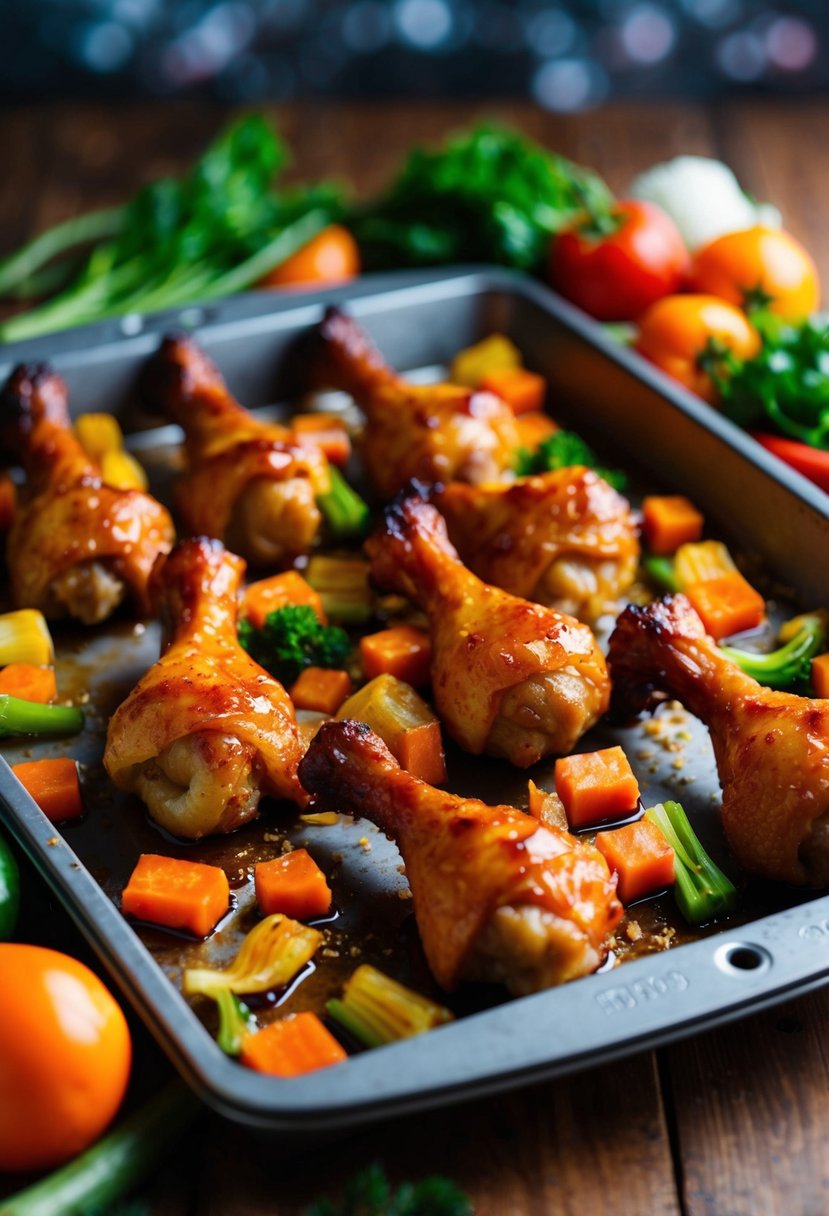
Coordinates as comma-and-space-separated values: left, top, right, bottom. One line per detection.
104, 537, 304, 839
609, 594, 829, 886
434, 467, 639, 620
1, 364, 174, 624
300, 720, 622, 993
310, 307, 520, 499
144, 334, 329, 568
366, 485, 610, 766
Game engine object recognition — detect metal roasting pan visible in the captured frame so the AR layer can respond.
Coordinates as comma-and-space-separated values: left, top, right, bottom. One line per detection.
2, 266, 829, 1135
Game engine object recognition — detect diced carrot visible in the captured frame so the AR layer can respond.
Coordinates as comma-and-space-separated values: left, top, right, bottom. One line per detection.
240, 1011, 347, 1077
121, 853, 229, 938
554, 746, 640, 830
812, 653, 829, 697
254, 848, 333, 921
514, 412, 559, 451
642, 495, 704, 556
0, 664, 57, 704
595, 819, 675, 905
12, 757, 83, 823
527, 779, 567, 829
480, 367, 547, 415
396, 720, 446, 786
290, 414, 351, 467
290, 666, 352, 716
684, 572, 766, 640
0, 474, 17, 532
359, 625, 432, 688
244, 571, 327, 630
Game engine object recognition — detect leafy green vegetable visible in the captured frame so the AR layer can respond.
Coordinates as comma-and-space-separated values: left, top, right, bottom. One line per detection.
238, 605, 351, 685
515, 430, 628, 490
0, 116, 344, 343
317, 466, 371, 542
720, 611, 827, 690
645, 801, 737, 926
352, 124, 612, 274
306, 1164, 472, 1216
711, 312, 829, 449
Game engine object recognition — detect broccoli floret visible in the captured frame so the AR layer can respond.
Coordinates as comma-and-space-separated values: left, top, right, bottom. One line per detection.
238, 605, 351, 685
515, 430, 627, 490
720, 612, 827, 691
306, 1163, 473, 1216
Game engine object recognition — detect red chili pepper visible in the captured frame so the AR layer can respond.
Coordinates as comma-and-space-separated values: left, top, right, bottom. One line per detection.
752, 433, 829, 494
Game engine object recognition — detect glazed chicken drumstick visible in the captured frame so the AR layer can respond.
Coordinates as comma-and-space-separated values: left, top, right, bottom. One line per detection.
310, 307, 520, 499
434, 467, 639, 620
104, 537, 304, 839
143, 334, 329, 568
300, 721, 622, 993
366, 485, 610, 766
1, 364, 174, 624
609, 594, 829, 886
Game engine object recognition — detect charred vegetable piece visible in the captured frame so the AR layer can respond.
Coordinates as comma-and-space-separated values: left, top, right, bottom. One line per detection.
238, 605, 351, 686
327, 964, 454, 1048
183, 913, 321, 997
644, 801, 737, 925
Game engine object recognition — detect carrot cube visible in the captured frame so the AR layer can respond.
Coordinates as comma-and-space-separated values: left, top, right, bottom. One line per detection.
290, 667, 352, 716
684, 572, 766, 640
255, 848, 332, 921
554, 746, 640, 830
642, 495, 704, 556
244, 571, 327, 630
480, 367, 547, 415
812, 653, 829, 698
12, 757, 83, 823
359, 625, 432, 688
241, 1011, 347, 1077
0, 664, 57, 704
290, 413, 351, 467
596, 819, 675, 905
514, 411, 559, 452
396, 720, 447, 786
121, 853, 229, 938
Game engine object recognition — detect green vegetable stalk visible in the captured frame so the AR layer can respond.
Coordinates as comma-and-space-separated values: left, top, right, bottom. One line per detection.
0, 830, 20, 941
214, 991, 256, 1057
645, 801, 737, 926
0, 696, 84, 738
0, 1080, 198, 1216
642, 555, 680, 594
238, 605, 351, 685
720, 611, 827, 690
317, 466, 371, 542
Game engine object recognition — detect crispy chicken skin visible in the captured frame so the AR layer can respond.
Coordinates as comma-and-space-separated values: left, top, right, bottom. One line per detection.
609, 594, 829, 886
300, 721, 622, 993
309, 307, 520, 499
143, 334, 328, 568
434, 467, 639, 620
104, 537, 304, 838
1, 364, 174, 624
365, 484, 610, 766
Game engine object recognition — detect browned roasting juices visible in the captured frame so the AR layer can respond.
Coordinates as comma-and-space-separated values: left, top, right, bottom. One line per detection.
1, 364, 174, 623
310, 306, 521, 497
104, 537, 305, 838
143, 334, 329, 567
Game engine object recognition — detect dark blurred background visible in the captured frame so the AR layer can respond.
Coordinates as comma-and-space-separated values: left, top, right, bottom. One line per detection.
1, 0, 826, 110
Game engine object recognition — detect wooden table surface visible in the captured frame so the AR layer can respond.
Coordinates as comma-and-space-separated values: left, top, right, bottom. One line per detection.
3, 99, 829, 1216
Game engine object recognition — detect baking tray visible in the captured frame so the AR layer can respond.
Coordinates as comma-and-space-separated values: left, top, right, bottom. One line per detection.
2, 266, 829, 1135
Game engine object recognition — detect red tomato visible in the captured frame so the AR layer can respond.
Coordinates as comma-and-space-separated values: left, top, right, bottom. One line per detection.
0, 944, 132, 1172
259, 225, 360, 289
549, 200, 689, 322
692, 227, 819, 320
635, 293, 761, 403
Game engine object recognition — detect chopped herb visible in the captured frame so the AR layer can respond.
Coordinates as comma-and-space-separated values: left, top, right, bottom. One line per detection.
306, 1164, 473, 1216
238, 605, 351, 685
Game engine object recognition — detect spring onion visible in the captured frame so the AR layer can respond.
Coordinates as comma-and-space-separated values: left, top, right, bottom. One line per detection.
183, 913, 321, 998
327, 964, 453, 1049
0, 696, 84, 738
644, 801, 737, 926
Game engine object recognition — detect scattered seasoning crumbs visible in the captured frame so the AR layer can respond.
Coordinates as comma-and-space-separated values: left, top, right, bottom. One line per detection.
47, 836, 59, 847
636, 749, 655, 761
322, 947, 340, 959
397, 888, 413, 900
672, 757, 686, 771
625, 920, 643, 943
280, 840, 294, 853
263, 832, 281, 842
300, 811, 339, 826
676, 730, 693, 742
358, 836, 372, 852
643, 720, 664, 737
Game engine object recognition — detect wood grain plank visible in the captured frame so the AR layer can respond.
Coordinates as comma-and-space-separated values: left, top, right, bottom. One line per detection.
667, 989, 829, 1216
195, 1053, 678, 1216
